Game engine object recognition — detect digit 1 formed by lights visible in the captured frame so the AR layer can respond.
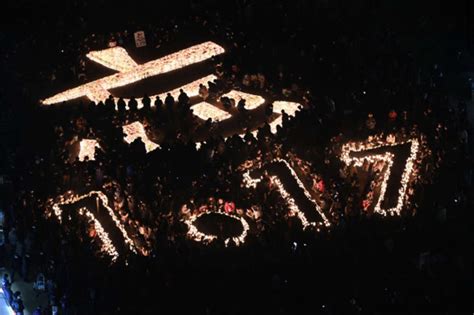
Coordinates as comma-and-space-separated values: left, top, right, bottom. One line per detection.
77, 206, 119, 262
49, 191, 139, 257
340, 137, 420, 216
243, 158, 331, 230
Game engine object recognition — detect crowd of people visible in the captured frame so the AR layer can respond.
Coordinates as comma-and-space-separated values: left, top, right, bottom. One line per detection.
1, 0, 472, 314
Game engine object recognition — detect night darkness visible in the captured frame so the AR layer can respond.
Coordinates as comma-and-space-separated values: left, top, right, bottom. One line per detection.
0, 1, 472, 314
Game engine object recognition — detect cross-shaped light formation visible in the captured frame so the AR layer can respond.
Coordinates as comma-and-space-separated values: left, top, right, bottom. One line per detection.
122, 121, 159, 153
340, 136, 420, 216
41, 42, 225, 105
42, 42, 305, 152
86, 46, 138, 72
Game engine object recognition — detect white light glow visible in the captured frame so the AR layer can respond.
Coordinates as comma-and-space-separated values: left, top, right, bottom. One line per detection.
48, 191, 139, 255
42, 42, 225, 105
122, 121, 159, 153
191, 102, 232, 122
87, 83, 111, 103
233, 100, 302, 137
78, 139, 100, 161
269, 101, 301, 134
241, 158, 330, 229
114, 74, 218, 108
269, 116, 283, 134
272, 101, 300, 116
87, 46, 138, 72
242, 170, 262, 188
222, 90, 265, 110
274, 158, 330, 227
270, 175, 313, 229
78, 207, 119, 262
183, 210, 250, 246
340, 136, 420, 216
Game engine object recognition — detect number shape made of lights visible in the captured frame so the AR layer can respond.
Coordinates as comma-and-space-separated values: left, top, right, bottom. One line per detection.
78, 206, 119, 262
183, 209, 250, 247
242, 157, 331, 230
340, 136, 420, 216
48, 191, 139, 257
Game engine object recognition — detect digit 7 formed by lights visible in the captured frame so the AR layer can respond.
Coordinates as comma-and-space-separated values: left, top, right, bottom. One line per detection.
340, 135, 420, 216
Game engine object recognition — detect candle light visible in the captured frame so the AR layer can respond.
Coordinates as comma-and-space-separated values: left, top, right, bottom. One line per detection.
340, 135, 420, 216
123, 121, 159, 153
183, 208, 250, 246
42, 42, 225, 105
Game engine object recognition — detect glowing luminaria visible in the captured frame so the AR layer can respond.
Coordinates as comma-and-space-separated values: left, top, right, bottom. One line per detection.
269, 116, 283, 134
42, 41, 225, 105
233, 100, 302, 137
114, 74, 218, 108
275, 158, 330, 227
78, 139, 100, 161
270, 175, 313, 229
242, 158, 330, 229
183, 210, 250, 246
272, 101, 300, 116
87, 83, 110, 103
191, 102, 232, 122
340, 136, 420, 216
269, 101, 301, 133
87, 46, 138, 72
243, 170, 262, 188
78, 207, 119, 262
49, 190, 138, 255
122, 121, 159, 153
222, 90, 266, 110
